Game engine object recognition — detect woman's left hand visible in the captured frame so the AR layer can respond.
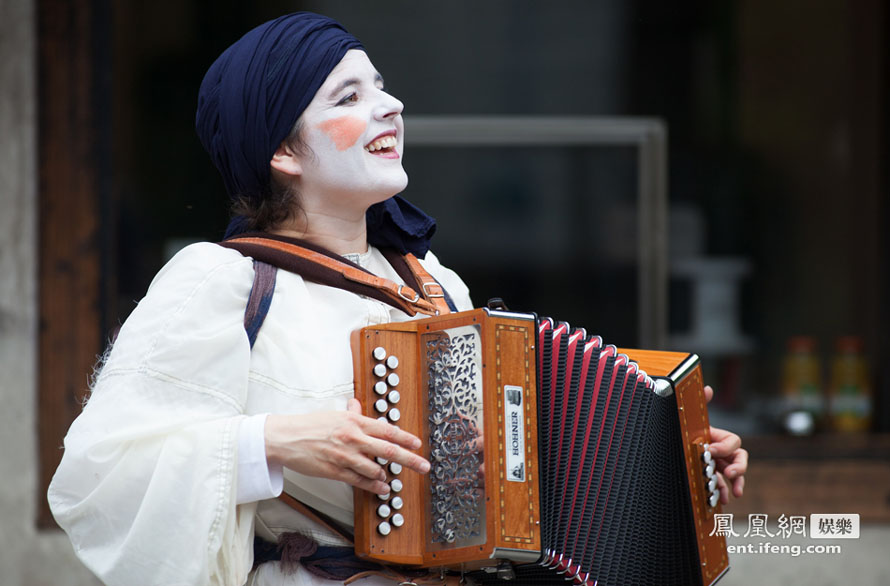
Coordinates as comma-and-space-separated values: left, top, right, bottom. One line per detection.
704, 385, 748, 504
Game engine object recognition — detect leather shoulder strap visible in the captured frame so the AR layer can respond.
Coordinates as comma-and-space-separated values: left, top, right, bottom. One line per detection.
219, 233, 441, 317
244, 260, 277, 348
378, 248, 456, 314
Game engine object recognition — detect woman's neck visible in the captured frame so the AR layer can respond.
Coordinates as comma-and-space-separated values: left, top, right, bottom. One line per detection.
269, 209, 369, 256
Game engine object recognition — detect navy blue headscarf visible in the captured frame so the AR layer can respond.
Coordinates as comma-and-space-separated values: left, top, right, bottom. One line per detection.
195, 12, 436, 257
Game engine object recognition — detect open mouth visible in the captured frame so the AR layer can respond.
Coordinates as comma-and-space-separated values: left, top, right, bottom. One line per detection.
365, 134, 398, 156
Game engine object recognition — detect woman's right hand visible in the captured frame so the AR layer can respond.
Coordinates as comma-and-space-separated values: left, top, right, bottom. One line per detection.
264, 398, 430, 495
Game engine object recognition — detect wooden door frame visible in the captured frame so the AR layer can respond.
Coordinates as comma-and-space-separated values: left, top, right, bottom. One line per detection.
36, 0, 111, 528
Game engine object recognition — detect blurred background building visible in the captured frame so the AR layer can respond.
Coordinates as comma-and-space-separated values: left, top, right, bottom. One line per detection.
1, 0, 888, 584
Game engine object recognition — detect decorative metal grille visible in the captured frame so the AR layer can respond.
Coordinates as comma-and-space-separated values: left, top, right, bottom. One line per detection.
425, 327, 485, 546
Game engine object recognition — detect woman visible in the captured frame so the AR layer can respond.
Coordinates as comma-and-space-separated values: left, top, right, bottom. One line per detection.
48, 12, 746, 586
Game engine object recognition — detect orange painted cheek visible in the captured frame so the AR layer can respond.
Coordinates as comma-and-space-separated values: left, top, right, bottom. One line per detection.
317, 116, 368, 151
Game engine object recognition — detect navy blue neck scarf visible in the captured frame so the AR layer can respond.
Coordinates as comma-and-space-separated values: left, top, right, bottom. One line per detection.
196, 12, 437, 257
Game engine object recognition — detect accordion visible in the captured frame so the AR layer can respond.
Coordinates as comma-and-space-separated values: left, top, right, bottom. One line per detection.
351, 308, 729, 586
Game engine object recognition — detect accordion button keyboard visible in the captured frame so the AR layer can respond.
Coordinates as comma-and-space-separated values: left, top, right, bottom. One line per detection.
377, 504, 392, 518
373, 364, 387, 377
705, 460, 716, 478
389, 462, 402, 475
391, 513, 404, 527
386, 355, 399, 369
377, 521, 392, 536
390, 479, 403, 493
390, 496, 403, 510
374, 399, 388, 413
387, 373, 400, 386
373, 347, 387, 361
374, 381, 388, 395
387, 408, 401, 422
388, 390, 401, 404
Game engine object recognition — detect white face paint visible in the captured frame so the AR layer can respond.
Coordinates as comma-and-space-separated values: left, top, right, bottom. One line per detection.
294, 50, 407, 216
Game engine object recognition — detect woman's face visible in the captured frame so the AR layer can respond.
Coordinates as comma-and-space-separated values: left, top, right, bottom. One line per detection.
292, 50, 407, 213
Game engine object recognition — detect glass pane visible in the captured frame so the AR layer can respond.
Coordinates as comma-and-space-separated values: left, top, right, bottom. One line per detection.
405, 145, 641, 346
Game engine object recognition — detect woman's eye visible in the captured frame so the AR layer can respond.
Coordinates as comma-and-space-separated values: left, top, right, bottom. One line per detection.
336, 92, 358, 106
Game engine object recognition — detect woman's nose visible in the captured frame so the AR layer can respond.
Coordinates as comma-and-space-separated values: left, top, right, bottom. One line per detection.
374, 91, 403, 120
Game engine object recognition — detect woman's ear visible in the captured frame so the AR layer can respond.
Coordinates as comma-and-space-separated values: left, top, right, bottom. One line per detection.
270, 141, 303, 177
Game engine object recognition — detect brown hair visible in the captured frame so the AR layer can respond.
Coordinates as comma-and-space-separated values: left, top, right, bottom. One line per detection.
230, 118, 309, 232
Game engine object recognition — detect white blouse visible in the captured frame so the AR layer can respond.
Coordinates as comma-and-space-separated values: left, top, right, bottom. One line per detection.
47, 242, 473, 586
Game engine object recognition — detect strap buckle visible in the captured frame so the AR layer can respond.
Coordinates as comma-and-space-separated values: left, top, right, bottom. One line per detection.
422, 282, 445, 299
397, 285, 420, 304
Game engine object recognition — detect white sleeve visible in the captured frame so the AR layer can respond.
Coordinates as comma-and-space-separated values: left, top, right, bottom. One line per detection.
236, 414, 283, 504
47, 243, 258, 586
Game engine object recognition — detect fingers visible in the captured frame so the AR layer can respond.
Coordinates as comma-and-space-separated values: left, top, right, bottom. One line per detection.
326, 462, 391, 495
333, 415, 430, 473
269, 406, 431, 495
708, 422, 747, 503
732, 473, 745, 499
323, 428, 425, 495
360, 434, 430, 475
720, 445, 748, 477
704, 384, 714, 403
714, 468, 745, 504
358, 414, 423, 451
710, 426, 747, 484
715, 471, 730, 505
708, 425, 742, 459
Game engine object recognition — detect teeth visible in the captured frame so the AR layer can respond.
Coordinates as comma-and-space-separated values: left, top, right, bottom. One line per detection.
365, 135, 398, 152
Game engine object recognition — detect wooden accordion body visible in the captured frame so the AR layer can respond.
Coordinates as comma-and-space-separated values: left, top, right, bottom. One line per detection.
351, 308, 729, 586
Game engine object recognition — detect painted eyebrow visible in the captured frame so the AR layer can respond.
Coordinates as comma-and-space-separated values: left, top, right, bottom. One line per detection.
327, 73, 385, 99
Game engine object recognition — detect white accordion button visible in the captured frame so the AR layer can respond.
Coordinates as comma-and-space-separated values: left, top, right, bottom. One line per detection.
706, 460, 716, 478
391, 513, 404, 527
390, 479, 403, 493
377, 492, 391, 501
373, 364, 387, 377
377, 416, 388, 423
708, 477, 718, 492
702, 449, 713, 464
387, 408, 401, 422
374, 381, 388, 395
387, 373, 400, 386
375, 399, 388, 413
376, 457, 388, 466
386, 355, 399, 369
709, 490, 720, 508
390, 496, 403, 510
388, 390, 401, 404
377, 521, 392, 536
377, 504, 392, 518
373, 347, 387, 361
389, 462, 402, 475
